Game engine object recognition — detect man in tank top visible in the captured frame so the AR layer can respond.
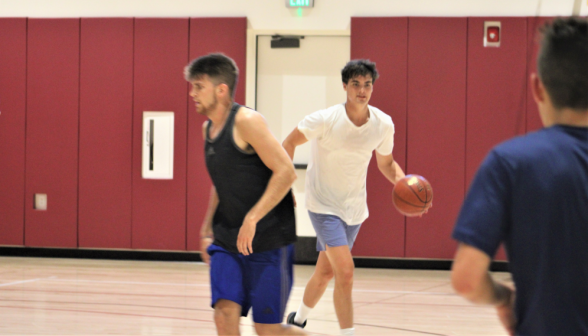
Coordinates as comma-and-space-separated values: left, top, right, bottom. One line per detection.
185, 53, 307, 336
451, 17, 588, 336
283, 59, 415, 336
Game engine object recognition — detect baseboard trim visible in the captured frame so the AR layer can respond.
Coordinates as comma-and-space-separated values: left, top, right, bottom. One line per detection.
0, 246, 508, 272
0, 246, 202, 262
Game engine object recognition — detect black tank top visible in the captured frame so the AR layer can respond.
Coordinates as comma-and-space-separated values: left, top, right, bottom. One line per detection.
204, 103, 296, 253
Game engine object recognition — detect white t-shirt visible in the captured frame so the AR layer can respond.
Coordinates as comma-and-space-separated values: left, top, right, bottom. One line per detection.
298, 103, 395, 225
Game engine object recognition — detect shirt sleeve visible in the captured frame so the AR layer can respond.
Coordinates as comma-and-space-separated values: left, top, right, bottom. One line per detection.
452, 150, 512, 258
297, 110, 325, 141
375, 121, 395, 155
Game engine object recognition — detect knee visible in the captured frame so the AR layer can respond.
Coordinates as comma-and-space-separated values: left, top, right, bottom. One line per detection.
254, 323, 281, 336
214, 305, 237, 326
316, 267, 334, 283
335, 266, 354, 286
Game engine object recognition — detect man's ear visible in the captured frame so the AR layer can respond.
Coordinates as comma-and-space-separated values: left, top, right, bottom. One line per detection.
530, 73, 546, 105
216, 83, 228, 97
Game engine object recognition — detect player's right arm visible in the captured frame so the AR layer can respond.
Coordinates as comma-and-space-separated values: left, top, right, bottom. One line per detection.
282, 127, 308, 160
200, 121, 217, 265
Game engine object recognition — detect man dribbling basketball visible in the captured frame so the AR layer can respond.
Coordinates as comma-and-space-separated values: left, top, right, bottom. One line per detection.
283, 59, 417, 335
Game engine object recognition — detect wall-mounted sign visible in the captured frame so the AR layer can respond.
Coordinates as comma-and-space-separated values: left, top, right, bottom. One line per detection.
286, 0, 314, 8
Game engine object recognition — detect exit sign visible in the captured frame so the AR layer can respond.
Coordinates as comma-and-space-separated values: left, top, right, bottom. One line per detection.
286, 0, 314, 7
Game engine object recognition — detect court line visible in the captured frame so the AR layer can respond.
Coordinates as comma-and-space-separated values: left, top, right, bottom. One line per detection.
0, 288, 209, 298
0, 298, 211, 313
307, 317, 450, 336
0, 276, 55, 287
0, 304, 214, 324
46, 278, 210, 287
0, 305, 332, 336
46, 278, 455, 295
354, 322, 449, 336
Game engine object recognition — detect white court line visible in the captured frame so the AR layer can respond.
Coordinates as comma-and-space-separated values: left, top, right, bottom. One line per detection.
0, 276, 55, 288
46, 278, 210, 287
45, 278, 453, 295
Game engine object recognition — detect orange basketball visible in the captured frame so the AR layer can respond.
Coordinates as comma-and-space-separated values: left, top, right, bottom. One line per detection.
393, 175, 433, 217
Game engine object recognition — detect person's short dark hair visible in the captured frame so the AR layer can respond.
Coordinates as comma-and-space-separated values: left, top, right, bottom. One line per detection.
184, 53, 239, 98
341, 59, 379, 85
537, 17, 588, 111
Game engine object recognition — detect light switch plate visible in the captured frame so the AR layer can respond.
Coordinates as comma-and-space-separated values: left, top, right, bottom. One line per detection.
34, 194, 47, 211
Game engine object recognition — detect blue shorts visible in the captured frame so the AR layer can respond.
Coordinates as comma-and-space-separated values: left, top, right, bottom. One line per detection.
308, 211, 362, 251
207, 243, 294, 324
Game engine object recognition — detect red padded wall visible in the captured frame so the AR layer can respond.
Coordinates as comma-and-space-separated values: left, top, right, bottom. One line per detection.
25, 19, 80, 247
526, 17, 554, 133
466, 18, 527, 188
78, 19, 134, 249
466, 18, 528, 262
0, 19, 27, 246
405, 18, 467, 259
187, 18, 247, 251
350, 17, 408, 257
132, 19, 189, 250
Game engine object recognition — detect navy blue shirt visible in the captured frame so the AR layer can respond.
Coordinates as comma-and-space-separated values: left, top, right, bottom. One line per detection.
453, 125, 588, 336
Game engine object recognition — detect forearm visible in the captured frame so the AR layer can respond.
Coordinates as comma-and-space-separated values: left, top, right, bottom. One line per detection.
201, 187, 218, 237
282, 141, 296, 160
379, 160, 405, 185
246, 168, 296, 223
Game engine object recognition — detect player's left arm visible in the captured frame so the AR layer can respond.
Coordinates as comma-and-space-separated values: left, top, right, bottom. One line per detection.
451, 243, 516, 334
234, 107, 297, 255
375, 152, 405, 185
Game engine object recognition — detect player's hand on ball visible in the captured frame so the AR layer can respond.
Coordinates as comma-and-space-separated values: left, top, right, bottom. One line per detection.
419, 202, 433, 217
237, 215, 257, 255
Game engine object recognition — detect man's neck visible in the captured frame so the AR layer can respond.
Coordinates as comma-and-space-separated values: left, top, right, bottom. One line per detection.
345, 101, 369, 116
551, 108, 588, 128
345, 101, 370, 126
208, 101, 233, 126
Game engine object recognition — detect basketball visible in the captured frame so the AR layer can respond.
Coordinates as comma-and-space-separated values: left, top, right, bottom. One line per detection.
393, 175, 433, 217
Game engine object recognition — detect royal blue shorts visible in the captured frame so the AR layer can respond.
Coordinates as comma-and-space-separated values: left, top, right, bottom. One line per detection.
308, 211, 362, 251
207, 243, 294, 324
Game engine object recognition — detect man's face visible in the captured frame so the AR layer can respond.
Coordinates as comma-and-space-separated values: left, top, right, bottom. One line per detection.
343, 75, 373, 105
189, 75, 218, 116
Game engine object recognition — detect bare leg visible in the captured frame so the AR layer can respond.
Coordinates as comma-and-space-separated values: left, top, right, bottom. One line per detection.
302, 251, 334, 308
254, 323, 308, 335
324, 245, 355, 330
214, 299, 242, 335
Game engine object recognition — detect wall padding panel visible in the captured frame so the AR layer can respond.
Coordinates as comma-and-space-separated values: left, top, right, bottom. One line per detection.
79, 18, 134, 249
132, 19, 189, 250
466, 17, 527, 188
0, 19, 27, 246
187, 18, 247, 251
526, 17, 554, 133
405, 18, 467, 259
25, 19, 80, 248
350, 17, 408, 258
466, 18, 528, 262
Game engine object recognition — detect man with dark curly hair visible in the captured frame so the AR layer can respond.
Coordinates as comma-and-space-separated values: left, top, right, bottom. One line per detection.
283, 59, 411, 335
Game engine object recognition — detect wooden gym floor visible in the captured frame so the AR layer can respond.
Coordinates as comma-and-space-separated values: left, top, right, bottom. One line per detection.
0, 257, 510, 335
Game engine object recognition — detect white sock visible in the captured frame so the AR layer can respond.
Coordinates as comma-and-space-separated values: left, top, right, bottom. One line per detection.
340, 327, 355, 335
294, 302, 312, 324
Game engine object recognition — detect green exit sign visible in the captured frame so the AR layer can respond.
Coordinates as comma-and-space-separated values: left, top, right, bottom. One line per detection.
286, 0, 314, 7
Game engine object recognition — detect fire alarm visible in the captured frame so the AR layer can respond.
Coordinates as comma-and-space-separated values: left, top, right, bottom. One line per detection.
484, 21, 501, 47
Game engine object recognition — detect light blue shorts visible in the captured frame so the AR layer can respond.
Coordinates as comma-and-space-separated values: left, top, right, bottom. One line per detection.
308, 211, 362, 251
